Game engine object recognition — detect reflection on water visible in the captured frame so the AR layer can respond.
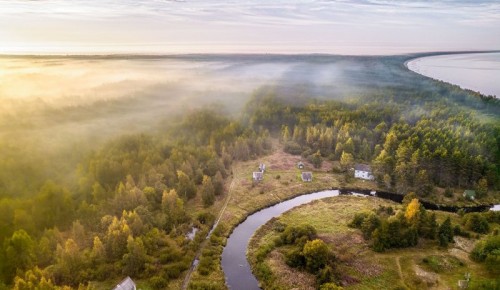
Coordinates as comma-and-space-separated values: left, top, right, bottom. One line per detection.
407, 52, 500, 98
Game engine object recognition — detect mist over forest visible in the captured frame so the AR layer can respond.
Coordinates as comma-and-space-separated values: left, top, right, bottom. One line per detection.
1, 54, 498, 197
0, 54, 498, 289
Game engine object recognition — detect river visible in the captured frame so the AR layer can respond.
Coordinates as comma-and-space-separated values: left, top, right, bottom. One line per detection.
406, 52, 500, 98
221, 189, 498, 289
221, 190, 340, 290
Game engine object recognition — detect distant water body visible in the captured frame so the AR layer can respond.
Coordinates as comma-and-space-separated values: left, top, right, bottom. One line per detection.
407, 52, 500, 98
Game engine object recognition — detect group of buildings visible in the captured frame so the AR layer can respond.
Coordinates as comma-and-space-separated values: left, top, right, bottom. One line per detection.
252, 161, 376, 183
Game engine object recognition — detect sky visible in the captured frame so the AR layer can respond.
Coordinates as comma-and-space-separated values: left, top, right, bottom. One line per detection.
0, 0, 500, 55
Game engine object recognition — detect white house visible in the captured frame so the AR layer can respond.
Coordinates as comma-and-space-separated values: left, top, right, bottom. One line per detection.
253, 171, 264, 182
113, 277, 136, 290
354, 164, 374, 180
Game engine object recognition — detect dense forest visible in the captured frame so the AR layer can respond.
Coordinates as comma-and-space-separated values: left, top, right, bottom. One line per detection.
0, 109, 272, 289
246, 86, 499, 196
0, 54, 498, 289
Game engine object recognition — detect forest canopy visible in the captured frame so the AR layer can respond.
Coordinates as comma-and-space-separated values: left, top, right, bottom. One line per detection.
0, 54, 498, 289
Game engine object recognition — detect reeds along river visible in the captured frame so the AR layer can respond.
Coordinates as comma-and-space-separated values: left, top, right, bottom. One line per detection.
407, 52, 500, 99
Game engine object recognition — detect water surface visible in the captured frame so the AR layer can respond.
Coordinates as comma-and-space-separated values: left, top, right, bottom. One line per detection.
407, 52, 500, 98
221, 190, 339, 290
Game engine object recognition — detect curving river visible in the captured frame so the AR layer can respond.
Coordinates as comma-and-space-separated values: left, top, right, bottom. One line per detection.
406, 52, 500, 98
221, 190, 340, 290
221, 189, 499, 289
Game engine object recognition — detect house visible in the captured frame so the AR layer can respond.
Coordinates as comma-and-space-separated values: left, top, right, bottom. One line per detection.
113, 277, 136, 290
253, 171, 264, 182
259, 163, 266, 172
463, 190, 476, 200
354, 164, 374, 180
297, 161, 304, 169
301, 172, 313, 182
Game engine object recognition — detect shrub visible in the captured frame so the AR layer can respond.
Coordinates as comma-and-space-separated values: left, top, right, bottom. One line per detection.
464, 213, 490, 234
285, 247, 305, 268
348, 212, 369, 228
470, 234, 500, 271
279, 224, 317, 246
149, 276, 169, 289
284, 141, 302, 155
303, 239, 330, 272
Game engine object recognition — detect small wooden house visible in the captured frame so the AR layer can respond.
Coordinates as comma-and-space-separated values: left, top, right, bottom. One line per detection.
297, 161, 304, 169
463, 190, 476, 200
354, 164, 374, 180
113, 277, 136, 290
301, 172, 313, 182
253, 171, 264, 182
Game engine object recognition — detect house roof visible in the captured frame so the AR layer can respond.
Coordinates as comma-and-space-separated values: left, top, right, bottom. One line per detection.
354, 164, 372, 172
301, 172, 312, 180
113, 277, 136, 290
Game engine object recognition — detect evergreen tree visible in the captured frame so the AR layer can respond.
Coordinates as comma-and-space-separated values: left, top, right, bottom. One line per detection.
438, 217, 453, 247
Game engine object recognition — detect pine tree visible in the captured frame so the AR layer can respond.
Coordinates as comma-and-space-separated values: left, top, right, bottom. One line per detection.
438, 217, 453, 247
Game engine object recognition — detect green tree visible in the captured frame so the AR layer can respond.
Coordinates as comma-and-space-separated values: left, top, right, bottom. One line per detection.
201, 175, 215, 207
340, 151, 353, 172
383, 174, 392, 189
54, 239, 85, 286
438, 217, 453, 247
476, 178, 488, 198
122, 236, 147, 277
303, 239, 330, 272
161, 189, 185, 228
465, 213, 489, 234
311, 150, 322, 169
176, 170, 197, 200
360, 213, 380, 239
2, 229, 35, 282
13, 266, 58, 290
213, 171, 224, 196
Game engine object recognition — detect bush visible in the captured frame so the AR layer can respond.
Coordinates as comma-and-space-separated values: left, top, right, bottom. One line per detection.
197, 256, 213, 275
284, 141, 302, 155
348, 212, 369, 228
285, 247, 305, 268
464, 213, 490, 234
471, 235, 500, 274
317, 265, 339, 286
197, 212, 215, 225
149, 276, 169, 289
279, 224, 317, 246
303, 239, 330, 272
453, 225, 471, 238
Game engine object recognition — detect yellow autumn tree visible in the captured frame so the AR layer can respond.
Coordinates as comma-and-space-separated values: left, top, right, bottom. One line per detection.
405, 198, 421, 222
